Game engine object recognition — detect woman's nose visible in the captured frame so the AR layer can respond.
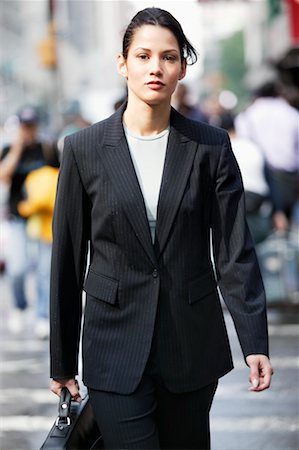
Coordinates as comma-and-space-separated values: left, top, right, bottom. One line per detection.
149, 58, 162, 75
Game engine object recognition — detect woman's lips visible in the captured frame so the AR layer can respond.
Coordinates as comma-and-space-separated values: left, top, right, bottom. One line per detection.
146, 81, 165, 90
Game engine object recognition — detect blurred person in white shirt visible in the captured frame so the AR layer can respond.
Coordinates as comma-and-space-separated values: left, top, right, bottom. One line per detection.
235, 81, 299, 232
219, 114, 271, 244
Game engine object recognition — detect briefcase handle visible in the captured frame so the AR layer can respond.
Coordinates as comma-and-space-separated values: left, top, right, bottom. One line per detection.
56, 387, 72, 429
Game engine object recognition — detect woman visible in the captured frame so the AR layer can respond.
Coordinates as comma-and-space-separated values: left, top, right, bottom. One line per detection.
50, 7, 273, 449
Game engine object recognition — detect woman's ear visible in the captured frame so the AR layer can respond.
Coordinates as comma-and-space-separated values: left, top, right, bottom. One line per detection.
117, 54, 128, 79
178, 60, 187, 81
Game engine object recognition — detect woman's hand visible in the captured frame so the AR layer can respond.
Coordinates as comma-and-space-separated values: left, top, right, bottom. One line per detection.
51, 377, 82, 403
246, 354, 273, 392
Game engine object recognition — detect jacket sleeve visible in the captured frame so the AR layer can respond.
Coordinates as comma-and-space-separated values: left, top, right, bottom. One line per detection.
211, 133, 269, 359
50, 136, 90, 379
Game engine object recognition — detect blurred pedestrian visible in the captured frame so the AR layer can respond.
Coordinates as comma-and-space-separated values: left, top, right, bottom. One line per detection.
172, 82, 209, 122
17, 165, 59, 338
202, 92, 234, 129
235, 81, 299, 232
0, 106, 59, 335
50, 7, 273, 450
219, 114, 271, 244
57, 100, 91, 154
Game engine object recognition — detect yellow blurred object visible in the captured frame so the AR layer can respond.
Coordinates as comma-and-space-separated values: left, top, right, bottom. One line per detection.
26, 215, 43, 240
18, 166, 59, 242
38, 21, 57, 68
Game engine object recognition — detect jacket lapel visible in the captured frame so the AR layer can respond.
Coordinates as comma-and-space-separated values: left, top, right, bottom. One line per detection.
97, 105, 157, 266
97, 105, 197, 264
155, 110, 198, 257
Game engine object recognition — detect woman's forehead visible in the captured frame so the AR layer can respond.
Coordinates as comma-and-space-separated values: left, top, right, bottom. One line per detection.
129, 25, 179, 51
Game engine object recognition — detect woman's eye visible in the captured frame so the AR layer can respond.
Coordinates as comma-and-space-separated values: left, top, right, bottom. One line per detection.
138, 54, 149, 60
164, 55, 176, 61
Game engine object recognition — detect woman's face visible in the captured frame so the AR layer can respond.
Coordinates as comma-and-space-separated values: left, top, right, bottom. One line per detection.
118, 25, 186, 107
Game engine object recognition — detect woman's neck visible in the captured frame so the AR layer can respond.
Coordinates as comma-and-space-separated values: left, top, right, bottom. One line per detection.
123, 100, 171, 136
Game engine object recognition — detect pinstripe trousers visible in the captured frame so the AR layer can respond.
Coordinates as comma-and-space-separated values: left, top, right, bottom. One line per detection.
88, 345, 218, 450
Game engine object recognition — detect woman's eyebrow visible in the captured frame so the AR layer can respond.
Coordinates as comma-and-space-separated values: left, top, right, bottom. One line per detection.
133, 47, 179, 53
133, 47, 151, 52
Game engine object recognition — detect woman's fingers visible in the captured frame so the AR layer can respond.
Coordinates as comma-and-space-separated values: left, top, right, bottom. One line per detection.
246, 354, 273, 392
50, 378, 82, 403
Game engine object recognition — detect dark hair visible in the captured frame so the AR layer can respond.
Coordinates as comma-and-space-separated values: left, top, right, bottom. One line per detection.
218, 112, 235, 132
254, 81, 280, 98
122, 7, 198, 65
17, 105, 39, 125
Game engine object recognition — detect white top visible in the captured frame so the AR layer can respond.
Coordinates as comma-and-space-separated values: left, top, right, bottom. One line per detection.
124, 124, 169, 242
230, 137, 269, 196
235, 97, 299, 171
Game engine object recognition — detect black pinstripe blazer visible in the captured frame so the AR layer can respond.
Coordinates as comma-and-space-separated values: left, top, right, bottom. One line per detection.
50, 103, 269, 394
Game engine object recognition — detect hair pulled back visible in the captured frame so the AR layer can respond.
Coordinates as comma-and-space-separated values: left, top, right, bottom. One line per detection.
122, 7, 198, 65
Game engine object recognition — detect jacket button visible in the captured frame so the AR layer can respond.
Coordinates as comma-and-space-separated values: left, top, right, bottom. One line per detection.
152, 269, 158, 278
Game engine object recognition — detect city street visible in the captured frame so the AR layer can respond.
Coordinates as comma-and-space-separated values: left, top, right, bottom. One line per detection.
0, 274, 298, 450
1, 1, 299, 450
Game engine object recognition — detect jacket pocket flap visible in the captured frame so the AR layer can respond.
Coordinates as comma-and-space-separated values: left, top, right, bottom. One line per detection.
189, 270, 217, 304
83, 270, 118, 305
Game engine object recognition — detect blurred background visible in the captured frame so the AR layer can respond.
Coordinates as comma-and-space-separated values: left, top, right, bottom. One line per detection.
1, 0, 299, 127
0, 1, 298, 449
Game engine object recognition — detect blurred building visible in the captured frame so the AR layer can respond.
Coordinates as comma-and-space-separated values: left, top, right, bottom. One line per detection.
54, 0, 134, 122
196, 0, 299, 108
1, 0, 298, 129
243, 0, 299, 95
0, 0, 133, 127
0, 1, 51, 124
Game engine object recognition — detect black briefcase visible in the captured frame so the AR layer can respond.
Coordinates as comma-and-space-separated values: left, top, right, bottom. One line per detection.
40, 387, 104, 449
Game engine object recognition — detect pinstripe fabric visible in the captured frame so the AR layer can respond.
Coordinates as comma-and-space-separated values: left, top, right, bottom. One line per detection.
50, 103, 269, 394
88, 375, 217, 448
